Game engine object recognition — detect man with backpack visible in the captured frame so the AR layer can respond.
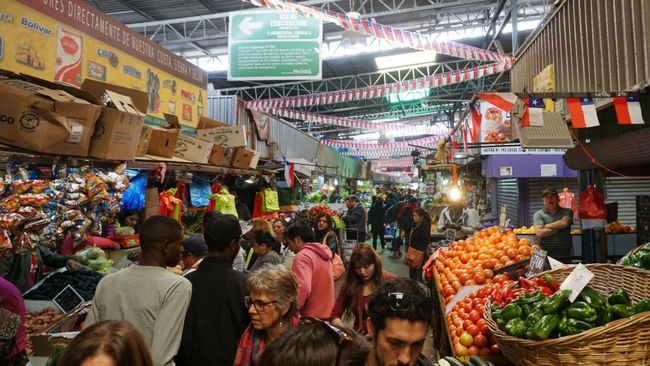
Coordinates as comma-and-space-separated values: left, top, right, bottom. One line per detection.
390, 197, 418, 259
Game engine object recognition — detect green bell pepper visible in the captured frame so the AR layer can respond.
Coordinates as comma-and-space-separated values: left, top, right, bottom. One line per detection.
578, 287, 607, 310
611, 304, 635, 319
566, 301, 598, 323
531, 314, 561, 340
525, 328, 534, 339
496, 317, 507, 330
501, 303, 523, 322
597, 305, 613, 326
634, 298, 650, 314
491, 306, 502, 319
541, 289, 572, 314
608, 288, 631, 306
558, 316, 568, 334
559, 317, 593, 336
521, 304, 532, 318
640, 253, 650, 270
516, 290, 547, 305
504, 318, 527, 338
525, 308, 545, 328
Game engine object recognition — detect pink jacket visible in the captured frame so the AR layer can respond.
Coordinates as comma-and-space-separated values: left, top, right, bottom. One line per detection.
292, 243, 334, 319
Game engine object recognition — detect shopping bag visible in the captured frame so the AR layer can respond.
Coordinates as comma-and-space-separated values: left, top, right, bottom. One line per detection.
403, 246, 425, 269
189, 175, 211, 207
578, 185, 607, 219
262, 188, 280, 213
323, 234, 345, 280
559, 187, 577, 214
212, 189, 238, 217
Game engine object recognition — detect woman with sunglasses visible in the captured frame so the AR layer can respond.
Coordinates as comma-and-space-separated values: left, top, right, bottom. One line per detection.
330, 244, 395, 335
313, 213, 339, 257
408, 208, 432, 281
258, 318, 370, 366
234, 264, 299, 366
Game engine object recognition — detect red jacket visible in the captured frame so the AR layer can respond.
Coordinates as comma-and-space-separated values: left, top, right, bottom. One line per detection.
292, 243, 334, 319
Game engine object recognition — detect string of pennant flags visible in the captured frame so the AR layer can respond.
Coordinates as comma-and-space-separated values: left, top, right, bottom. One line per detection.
321, 135, 444, 149
247, 0, 513, 64
245, 62, 510, 110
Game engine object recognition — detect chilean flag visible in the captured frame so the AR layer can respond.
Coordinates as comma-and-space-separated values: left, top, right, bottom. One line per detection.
567, 97, 600, 128
614, 96, 645, 125
282, 156, 295, 188
520, 97, 545, 127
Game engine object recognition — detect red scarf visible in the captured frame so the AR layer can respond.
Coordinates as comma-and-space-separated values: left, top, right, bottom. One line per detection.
234, 314, 300, 366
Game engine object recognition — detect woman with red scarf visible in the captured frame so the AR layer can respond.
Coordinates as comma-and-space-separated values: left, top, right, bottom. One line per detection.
234, 264, 300, 366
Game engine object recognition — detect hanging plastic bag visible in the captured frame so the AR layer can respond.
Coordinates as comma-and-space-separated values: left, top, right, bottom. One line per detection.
262, 188, 280, 213
578, 185, 607, 219
253, 192, 279, 220
212, 188, 238, 217
120, 170, 146, 211
558, 187, 577, 214
189, 174, 211, 207
158, 189, 183, 222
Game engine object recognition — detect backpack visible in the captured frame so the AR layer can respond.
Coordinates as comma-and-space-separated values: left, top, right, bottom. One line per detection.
398, 206, 414, 230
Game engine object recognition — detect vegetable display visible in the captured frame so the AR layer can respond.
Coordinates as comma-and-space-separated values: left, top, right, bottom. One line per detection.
491, 286, 650, 339
24, 270, 103, 301
435, 226, 534, 305
25, 307, 63, 355
619, 242, 650, 270
72, 245, 113, 273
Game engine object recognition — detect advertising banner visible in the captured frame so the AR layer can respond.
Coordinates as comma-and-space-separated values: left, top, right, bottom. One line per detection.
0, 0, 208, 126
479, 101, 511, 144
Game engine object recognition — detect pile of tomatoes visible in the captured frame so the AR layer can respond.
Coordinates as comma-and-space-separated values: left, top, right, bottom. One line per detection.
446, 279, 514, 357
434, 226, 533, 305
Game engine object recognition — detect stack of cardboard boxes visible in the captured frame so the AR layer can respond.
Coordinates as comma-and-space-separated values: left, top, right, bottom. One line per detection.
0, 70, 260, 170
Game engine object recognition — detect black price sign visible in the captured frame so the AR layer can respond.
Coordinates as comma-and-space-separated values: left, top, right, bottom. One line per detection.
445, 229, 457, 242
526, 247, 548, 277
53, 285, 85, 314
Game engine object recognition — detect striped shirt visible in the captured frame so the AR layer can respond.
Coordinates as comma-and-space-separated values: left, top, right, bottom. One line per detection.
533, 207, 574, 262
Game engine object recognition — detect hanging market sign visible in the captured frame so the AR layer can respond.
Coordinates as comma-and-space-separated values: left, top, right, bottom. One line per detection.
228, 10, 322, 81
245, 62, 509, 109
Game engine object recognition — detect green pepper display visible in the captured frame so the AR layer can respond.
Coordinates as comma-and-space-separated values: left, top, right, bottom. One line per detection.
608, 288, 631, 306
541, 289, 572, 314
597, 305, 613, 326
634, 298, 650, 314
611, 304, 635, 319
516, 290, 547, 305
531, 314, 561, 340
504, 318, 527, 338
566, 301, 598, 323
558, 316, 593, 335
578, 287, 607, 310
525, 308, 545, 328
501, 303, 523, 322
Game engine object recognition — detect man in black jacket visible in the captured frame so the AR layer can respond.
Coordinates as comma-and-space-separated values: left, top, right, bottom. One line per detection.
367, 196, 386, 251
344, 195, 367, 243
176, 214, 250, 366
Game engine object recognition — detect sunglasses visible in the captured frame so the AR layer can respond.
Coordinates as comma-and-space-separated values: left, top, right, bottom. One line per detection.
301, 317, 352, 365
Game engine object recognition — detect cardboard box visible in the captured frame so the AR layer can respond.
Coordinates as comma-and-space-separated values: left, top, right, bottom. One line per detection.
230, 147, 260, 169
208, 144, 228, 166
196, 116, 246, 147
174, 134, 214, 164
0, 71, 101, 156
136, 126, 153, 157
81, 79, 148, 161
147, 113, 180, 158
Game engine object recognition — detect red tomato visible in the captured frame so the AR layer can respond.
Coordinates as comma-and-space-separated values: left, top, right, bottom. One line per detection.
459, 332, 474, 347
467, 324, 480, 337
493, 274, 509, 284
453, 318, 463, 328
463, 302, 473, 313
455, 344, 470, 357
480, 325, 491, 337
490, 343, 501, 354
474, 334, 488, 348
455, 327, 464, 337
473, 272, 487, 284
463, 319, 474, 330
469, 346, 480, 355
477, 318, 488, 329
468, 310, 481, 324
460, 312, 470, 321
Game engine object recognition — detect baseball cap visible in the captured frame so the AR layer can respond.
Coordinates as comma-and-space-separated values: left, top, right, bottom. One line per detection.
542, 188, 559, 197
183, 236, 208, 256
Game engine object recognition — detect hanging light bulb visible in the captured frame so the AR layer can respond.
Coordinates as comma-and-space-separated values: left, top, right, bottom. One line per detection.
449, 185, 462, 201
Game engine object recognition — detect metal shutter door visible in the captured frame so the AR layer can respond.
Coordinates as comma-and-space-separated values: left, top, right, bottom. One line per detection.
528, 178, 579, 226
497, 179, 519, 227
605, 177, 650, 225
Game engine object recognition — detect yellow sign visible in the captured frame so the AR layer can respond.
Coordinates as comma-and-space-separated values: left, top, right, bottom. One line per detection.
0, 0, 207, 127
533, 64, 555, 112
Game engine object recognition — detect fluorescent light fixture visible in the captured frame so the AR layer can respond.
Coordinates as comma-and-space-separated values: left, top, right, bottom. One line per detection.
375, 51, 436, 70
374, 117, 399, 123
454, 153, 469, 159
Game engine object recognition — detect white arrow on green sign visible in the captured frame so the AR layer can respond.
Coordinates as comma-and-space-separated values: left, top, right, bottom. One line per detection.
228, 10, 323, 81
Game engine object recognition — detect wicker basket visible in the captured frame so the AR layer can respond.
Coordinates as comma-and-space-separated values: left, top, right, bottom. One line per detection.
616, 243, 650, 265
485, 264, 650, 366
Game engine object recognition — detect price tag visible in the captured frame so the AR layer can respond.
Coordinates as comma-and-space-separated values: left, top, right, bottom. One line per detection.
445, 229, 457, 242
559, 264, 594, 302
526, 247, 548, 277
499, 205, 507, 230
53, 284, 85, 313
548, 256, 565, 270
